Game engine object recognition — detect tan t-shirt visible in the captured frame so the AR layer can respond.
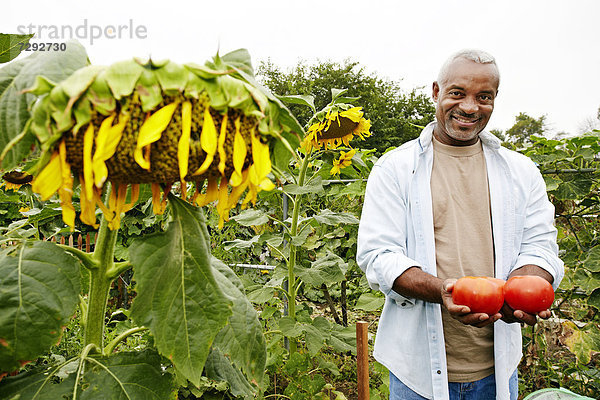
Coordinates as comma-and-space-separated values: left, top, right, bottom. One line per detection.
430, 136, 495, 382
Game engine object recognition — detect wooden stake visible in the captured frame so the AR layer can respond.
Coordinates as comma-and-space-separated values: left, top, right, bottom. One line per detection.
356, 321, 370, 400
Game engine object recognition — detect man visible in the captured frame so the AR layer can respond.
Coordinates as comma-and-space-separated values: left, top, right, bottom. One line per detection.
356, 50, 563, 400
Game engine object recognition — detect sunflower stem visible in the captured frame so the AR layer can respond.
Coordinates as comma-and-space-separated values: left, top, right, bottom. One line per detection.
84, 189, 119, 352
286, 150, 312, 355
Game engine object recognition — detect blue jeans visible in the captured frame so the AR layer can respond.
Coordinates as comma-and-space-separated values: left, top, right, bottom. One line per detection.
389, 369, 518, 400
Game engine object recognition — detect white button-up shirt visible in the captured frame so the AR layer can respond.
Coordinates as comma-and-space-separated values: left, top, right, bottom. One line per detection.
357, 122, 564, 400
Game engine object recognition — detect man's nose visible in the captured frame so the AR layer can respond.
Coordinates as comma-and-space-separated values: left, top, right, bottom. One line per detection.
459, 96, 478, 114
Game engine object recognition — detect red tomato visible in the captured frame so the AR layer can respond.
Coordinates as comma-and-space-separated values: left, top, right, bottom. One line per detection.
452, 276, 505, 315
504, 275, 554, 314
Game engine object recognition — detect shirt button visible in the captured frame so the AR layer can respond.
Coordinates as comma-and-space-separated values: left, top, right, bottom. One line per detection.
401, 302, 407, 307
437, 370, 441, 375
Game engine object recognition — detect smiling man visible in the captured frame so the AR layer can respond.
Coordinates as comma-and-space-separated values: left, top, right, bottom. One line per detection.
357, 50, 563, 400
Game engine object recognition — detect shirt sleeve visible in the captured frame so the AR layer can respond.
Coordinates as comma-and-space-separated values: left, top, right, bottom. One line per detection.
513, 165, 564, 290
357, 161, 423, 300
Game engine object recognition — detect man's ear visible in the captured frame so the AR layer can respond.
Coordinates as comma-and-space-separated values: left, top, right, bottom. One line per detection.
432, 81, 439, 102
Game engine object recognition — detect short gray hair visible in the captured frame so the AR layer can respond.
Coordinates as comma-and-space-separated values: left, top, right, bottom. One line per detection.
437, 49, 500, 87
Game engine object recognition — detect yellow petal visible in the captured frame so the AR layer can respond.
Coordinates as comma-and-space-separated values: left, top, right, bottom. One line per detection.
108, 184, 118, 215
217, 112, 228, 175
216, 178, 230, 229
79, 177, 98, 228
250, 131, 271, 185
58, 141, 75, 230
151, 183, 162, 214
241, 184, 257, 208
91, 116, 115, 189
93, 114, 128, 188
230, 117, 247, 187
178, 101, 192, 180
135, 102, 178, 170
32, 152, 61, 200
339, 107, 363, 122
193, 107, 218, 175
122, 184, 140, 213
83, 124, 95, 200
227, 169, 250, 208
259, 178, 275, 191
195, 179, 218, 207
330, 163, 341, 175
107, 184, 128, 230
94, 187, 112, 218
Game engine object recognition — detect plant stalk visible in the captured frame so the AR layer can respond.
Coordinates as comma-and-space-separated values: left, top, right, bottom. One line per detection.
84, 203, 119, 350
286, 151, 312, 355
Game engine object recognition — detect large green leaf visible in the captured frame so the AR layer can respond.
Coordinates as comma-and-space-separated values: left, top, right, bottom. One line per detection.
0, 241, 81, 372
0, 350, 174, 399
583, 245, 600, 273
129, 195, 232, 387
563, 321, 600, 364
312, 209, 360, 226
278, 94, 316, 113
0, 34, 34, 64
211, 257, 266, 387
0, 40, 88, 168
283, 176, 324, 195
354, 292, 385, 311
204, 348, 255, 400
295, 252, 347, 288
231, 209, 269, 226
552, 176, 594, 200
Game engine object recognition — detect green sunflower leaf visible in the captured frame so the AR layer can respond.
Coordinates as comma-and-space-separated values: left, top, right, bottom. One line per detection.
354, 291, 385, 311
129, 195, 232, 387
204, 348, 255, 399
283, 175, 324, 195
137, 68, 163, 111
87, 69, 116, 115
0, 350, 175, 399
0, 241, 81, 373
211, 257, 266, 388
312, 209, 360, 225
563, 321, 600, 364
231, 209, 269, 226
155, 61, 189, 93
0, 33, 34, 64
278, 94, 316, 113
583, 245, 600, 273
0, 40, 88, 169
294, 251, 347, 288
104, 59, 144, 99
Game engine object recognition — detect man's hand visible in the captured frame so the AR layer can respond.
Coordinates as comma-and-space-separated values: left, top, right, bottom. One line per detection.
501, 264, 554, 326
441, 279, 501, 328
499, 302, 551, 326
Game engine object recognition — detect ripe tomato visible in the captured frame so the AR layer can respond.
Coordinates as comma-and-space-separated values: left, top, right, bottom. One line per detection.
504, 275, 554, 314
451, 276, 505, 315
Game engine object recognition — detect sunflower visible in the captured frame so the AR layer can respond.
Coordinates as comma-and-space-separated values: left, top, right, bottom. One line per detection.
300, 105, 371, 152
330, 149, 356, 175
27, 53, 296, 230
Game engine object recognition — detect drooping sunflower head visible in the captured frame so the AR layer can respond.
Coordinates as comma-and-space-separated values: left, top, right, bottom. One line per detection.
300, 104, 371, 153
27, 51, 300, 230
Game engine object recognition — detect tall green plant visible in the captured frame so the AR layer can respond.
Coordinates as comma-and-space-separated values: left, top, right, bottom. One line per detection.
0, 44, 300, 399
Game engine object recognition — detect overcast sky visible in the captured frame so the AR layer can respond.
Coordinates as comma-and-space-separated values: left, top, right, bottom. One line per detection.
3, 0, 599, 135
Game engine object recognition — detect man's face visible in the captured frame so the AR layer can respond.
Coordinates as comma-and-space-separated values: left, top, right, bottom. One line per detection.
432, 58, 499, 146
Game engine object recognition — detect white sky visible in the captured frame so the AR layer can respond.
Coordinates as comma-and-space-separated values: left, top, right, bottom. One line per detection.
3, 0, 600, 135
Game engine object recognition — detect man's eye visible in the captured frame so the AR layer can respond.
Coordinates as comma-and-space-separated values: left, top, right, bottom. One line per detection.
450, 91, 462, 96
480, 95, 493, 101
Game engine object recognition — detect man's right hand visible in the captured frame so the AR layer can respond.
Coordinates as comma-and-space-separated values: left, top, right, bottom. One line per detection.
441, 279, 502, 328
